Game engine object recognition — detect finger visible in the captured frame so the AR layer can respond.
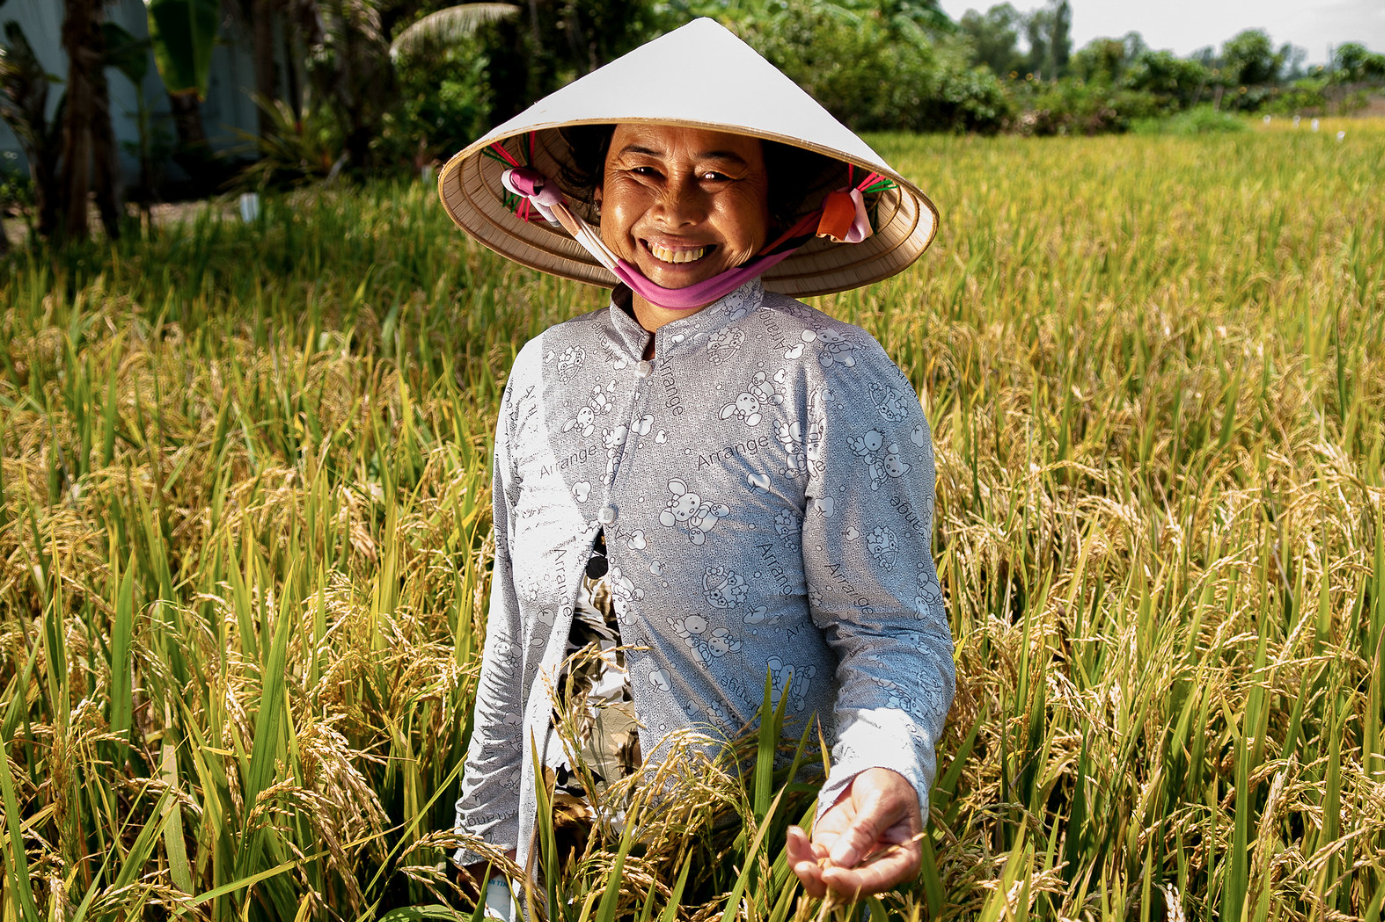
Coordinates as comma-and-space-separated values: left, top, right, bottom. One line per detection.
793, 859, 828, 899
785, 826, 814, 864
820, 840, 921, 898
828, 792, 905, 868
787, 827, 828, 898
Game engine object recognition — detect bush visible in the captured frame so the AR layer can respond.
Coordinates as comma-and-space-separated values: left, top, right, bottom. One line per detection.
0, 151, 32, 212
1010, 78, 1160, 135
1264, 77, 1329, 115
1130, 104, 1248, 135
375, 36, 493, 171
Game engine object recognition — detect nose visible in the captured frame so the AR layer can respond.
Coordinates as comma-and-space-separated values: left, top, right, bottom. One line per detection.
653, 171, 708, 227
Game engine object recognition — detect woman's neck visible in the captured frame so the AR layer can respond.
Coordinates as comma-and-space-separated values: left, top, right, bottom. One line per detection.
632, 291, 712, 337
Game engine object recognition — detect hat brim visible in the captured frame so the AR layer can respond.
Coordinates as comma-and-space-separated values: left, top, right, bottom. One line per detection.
440, 122, 937, 298
437, 18, 939, 297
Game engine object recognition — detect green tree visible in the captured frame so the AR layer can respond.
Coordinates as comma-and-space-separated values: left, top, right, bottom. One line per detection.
1068, 32, 1145, 84
1121, 49, 1210, 111
482, 0, 663, 122
959, 3, 1023, 77
1023, 0, 1069, 79
1221, 28, 1279, 86
1068, 37, 1125, 84
731, 0, 1008, 133
1331, 42, 1385, 83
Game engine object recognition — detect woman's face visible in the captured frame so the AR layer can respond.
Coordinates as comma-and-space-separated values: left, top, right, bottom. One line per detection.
597, 124, 771, 293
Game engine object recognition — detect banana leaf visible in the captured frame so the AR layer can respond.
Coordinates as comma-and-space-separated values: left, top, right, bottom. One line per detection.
146, 0, 218, 98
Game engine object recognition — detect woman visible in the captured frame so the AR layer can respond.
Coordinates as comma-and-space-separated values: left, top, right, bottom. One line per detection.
438, 18, 955, 905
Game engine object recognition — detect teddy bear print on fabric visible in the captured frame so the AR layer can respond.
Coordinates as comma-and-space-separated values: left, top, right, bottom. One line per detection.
869, 381, 911, 422
773, 509, 801, 551
765, 657, 816, 712
721, 371, 784, 426
847, 429, 912, 491
773, 420, 807, 478
723, 283, 762, 322
784, 328, 859, 367
913, 567, 944, 620
669, 614, 743, 665
870, 675, 919, 714
659, 479, 729, 545
608, 565, 645, 623
562, 384, 615, 437
705, 700, 735, 730
813, 328, 858, 368
602, 425, 630, 484
706, 328, 745, 364
543, 345, 586, 373
556, 345, 585, 373
703, 566, 748, 609
517, 573, 542, 604
487, 638, 519, 679
866, 525, 900, 571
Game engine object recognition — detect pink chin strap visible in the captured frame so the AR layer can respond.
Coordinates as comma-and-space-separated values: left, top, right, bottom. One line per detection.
500, 163, 877, 311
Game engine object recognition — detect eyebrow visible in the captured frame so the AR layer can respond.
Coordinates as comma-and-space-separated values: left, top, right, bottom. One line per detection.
616, 144, 751, 165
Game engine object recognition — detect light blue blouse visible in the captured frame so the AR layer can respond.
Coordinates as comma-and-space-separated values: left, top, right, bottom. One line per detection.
453, 278, 955, 868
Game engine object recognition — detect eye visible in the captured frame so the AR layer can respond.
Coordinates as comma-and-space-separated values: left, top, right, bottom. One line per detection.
701, 171, 730, 182
631, 165, 661, 178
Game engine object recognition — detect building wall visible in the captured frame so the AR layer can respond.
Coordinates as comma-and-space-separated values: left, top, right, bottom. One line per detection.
0, 0, 263, 184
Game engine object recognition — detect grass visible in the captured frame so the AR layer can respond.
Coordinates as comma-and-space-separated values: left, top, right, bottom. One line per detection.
1, 122, 1383, 920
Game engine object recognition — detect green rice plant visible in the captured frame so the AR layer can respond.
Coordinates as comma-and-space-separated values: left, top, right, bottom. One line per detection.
1, 121, 1383, 919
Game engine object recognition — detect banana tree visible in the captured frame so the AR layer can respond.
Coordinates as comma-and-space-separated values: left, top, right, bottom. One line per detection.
0, 20, 61, 238
145, 0, 220, 182
1, 9, 144, 244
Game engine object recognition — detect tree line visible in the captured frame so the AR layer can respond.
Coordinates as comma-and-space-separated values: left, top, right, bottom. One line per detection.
2, 0, 1383, 252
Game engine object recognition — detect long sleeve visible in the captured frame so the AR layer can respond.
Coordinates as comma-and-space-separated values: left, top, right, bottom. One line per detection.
799, 340, 956, 822
453, 381, 527, 865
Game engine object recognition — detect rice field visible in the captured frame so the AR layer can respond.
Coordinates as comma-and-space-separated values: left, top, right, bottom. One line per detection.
1, 122, 1383, 921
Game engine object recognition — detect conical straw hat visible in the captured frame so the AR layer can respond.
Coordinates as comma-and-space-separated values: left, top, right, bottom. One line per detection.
437, 18, 939, 298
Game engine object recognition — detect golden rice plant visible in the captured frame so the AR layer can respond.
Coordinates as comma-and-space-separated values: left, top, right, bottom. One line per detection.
0, 121, 1382, 920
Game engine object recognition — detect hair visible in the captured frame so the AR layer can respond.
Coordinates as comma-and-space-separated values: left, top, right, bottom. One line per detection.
557, 124, 847, 234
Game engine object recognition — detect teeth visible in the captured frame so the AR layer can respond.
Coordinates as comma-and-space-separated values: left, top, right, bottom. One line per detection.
649, 243, 708, 264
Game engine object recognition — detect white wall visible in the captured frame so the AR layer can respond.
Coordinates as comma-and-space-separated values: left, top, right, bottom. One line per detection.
0, 0, 263, 184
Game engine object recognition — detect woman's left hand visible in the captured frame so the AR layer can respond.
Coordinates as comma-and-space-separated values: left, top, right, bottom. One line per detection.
785, 768, 921, 899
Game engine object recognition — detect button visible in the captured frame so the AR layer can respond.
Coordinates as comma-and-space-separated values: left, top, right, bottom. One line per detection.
636, 360, 653, 378
597, 504, 618, 525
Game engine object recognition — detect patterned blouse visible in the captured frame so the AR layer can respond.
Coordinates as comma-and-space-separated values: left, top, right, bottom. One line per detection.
453, 278, 955, 868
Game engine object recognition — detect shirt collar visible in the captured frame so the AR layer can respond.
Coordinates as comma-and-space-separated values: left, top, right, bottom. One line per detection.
605, 278, 765, 359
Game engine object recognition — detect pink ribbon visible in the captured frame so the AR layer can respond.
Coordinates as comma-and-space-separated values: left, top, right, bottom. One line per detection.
500, 165, 870, 311
612, 249, 799, 310
501, 167, 564, 223
843, 188, 873, 244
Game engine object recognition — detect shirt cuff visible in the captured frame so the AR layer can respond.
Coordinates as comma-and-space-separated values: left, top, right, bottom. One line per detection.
818, 710, 933, 824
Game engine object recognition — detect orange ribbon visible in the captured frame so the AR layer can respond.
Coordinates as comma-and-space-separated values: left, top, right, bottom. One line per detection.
815, 190, 858, 243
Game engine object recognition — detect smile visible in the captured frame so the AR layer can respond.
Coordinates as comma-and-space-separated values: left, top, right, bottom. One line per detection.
646, 242, 711, 264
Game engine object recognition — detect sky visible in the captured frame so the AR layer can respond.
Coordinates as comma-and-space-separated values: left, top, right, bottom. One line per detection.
935, 0, 1385, 64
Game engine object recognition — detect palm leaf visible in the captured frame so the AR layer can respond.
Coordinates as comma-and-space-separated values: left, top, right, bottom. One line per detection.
390, 3, 519, 60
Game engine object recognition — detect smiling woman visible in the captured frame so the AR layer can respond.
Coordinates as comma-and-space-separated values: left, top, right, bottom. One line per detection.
435, 16, 953, 915
597, 125, 772, 331
558, 124, 843, 243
